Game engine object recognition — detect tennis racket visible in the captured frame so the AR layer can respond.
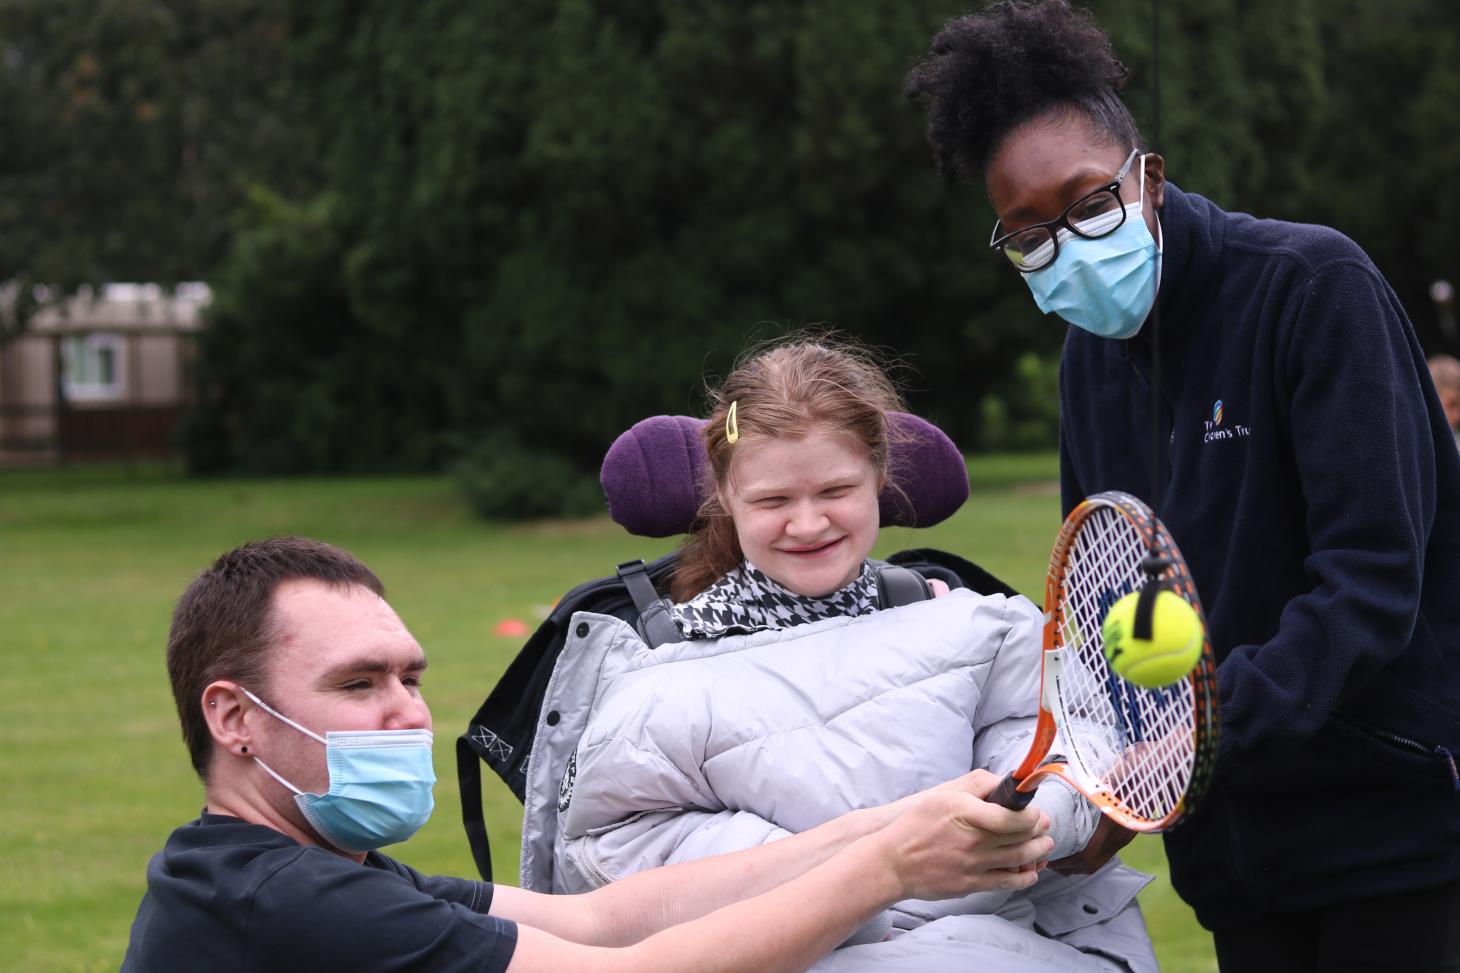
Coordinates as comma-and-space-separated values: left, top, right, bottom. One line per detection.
989, 490, 1219, 831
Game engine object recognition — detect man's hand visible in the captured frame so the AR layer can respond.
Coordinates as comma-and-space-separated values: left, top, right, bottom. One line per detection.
871, 771, 1054, 901
872, 768, 1017, 825
503, 770, 1054, 973
1049, 814, 1137, 874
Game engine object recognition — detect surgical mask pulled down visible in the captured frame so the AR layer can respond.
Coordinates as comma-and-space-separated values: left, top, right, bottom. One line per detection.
242, 688, 435, 854
1024, 156, 1161, 340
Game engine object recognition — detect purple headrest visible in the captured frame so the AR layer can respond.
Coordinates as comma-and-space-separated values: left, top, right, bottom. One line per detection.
600, 412, 970, 538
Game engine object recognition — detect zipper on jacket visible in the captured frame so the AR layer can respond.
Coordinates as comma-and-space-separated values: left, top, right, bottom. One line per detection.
1368, 724, 1432, 755
1437, 746, 1460, 791
1340, 716, 1460, 790
574, 838, 616, 888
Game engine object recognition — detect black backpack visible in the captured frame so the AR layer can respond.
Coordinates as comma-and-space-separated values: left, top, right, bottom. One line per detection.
456, 548, 1018, 881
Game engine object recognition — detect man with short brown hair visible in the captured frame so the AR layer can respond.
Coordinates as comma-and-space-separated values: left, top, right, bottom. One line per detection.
123, 536, 1056, 973
164, 536, 386, 780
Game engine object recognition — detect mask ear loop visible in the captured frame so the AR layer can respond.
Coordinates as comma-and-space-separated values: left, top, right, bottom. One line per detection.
240, 688, 327, 796
241, 688, 328, 745
253, 755, 306, 796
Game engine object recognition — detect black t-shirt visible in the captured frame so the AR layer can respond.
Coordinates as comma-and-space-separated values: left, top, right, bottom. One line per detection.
121, 812, 517, 972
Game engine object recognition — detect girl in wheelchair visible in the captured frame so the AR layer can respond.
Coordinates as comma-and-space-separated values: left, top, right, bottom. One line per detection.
532, 337, 1157, 972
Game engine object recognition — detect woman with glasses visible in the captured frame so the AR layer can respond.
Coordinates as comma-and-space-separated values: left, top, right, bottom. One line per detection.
906, 2, 1460, 972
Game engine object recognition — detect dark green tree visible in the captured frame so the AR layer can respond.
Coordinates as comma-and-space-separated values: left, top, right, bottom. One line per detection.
0, 0, 314, 332
190, 0, 1059, 485
14, 0, 1457, 497
1302, 0, 1460, 348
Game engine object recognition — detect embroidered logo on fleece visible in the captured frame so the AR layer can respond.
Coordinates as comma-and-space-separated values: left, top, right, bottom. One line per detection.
1202, 398, 1250, 444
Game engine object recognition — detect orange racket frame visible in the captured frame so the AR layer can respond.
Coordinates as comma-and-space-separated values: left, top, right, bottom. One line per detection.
990, 491, 1219, 832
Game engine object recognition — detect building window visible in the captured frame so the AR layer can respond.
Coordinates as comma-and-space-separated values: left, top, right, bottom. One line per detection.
61, 333, 126, 402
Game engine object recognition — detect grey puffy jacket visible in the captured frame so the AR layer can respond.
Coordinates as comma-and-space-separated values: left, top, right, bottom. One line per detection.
519, 589, 1158, 973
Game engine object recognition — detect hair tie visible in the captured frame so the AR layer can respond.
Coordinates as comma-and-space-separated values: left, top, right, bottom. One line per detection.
725, 400, 739, 444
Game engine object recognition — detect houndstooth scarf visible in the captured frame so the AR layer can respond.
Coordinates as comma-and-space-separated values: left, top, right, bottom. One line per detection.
671, 559, 880, 640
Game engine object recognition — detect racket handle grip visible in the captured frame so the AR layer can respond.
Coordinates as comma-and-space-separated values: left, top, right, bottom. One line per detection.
989, 771, 1035, 810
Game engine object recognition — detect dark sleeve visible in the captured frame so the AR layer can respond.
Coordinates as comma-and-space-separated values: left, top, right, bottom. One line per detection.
368, 854, 496, 914
1215, 259, 1437, 759
247, 853, 517, 973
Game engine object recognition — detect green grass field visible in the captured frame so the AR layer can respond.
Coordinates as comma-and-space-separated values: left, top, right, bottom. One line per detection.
0, 459, 1216, 971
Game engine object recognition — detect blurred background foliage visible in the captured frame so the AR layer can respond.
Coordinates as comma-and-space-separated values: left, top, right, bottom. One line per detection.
3, 0, 1459, 512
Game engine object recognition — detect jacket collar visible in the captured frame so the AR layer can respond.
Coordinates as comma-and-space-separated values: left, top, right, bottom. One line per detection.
1150, 183, 1226, 344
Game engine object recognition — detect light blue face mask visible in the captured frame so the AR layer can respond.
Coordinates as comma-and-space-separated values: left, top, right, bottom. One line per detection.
1024, 159, 1161, 340
243, 689, 435, 854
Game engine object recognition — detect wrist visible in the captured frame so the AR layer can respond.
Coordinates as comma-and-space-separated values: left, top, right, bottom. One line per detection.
849, 829, 911, 904
846, 805, 895, 839
809, 806, 887, 856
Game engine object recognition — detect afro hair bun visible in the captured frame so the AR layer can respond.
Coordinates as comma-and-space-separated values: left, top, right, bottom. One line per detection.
906, 0, 1133, 180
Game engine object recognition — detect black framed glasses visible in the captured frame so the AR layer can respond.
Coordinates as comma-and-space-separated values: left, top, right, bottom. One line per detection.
989, 148, 1142, 273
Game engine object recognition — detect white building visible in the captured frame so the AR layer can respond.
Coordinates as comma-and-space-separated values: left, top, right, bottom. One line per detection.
0, 283, 209, 463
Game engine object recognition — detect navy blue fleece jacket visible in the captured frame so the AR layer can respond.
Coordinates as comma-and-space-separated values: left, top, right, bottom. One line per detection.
1058, 184, 1460, 930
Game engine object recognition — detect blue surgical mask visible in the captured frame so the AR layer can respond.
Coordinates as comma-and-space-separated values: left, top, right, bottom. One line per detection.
242, 689, 435, 854
1025, 160, 1161, 340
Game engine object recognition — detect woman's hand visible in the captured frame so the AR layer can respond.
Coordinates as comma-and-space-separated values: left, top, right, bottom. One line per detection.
1049, 815, 1137, 874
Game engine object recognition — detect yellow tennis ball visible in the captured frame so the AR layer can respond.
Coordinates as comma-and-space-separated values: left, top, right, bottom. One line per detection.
1101, 590, 1203, 688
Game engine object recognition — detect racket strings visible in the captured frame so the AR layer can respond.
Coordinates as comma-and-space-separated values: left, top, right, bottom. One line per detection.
1055, 506, 1196, 824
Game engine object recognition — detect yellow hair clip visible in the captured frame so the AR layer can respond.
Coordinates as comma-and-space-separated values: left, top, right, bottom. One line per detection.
726, 400, 739, 444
